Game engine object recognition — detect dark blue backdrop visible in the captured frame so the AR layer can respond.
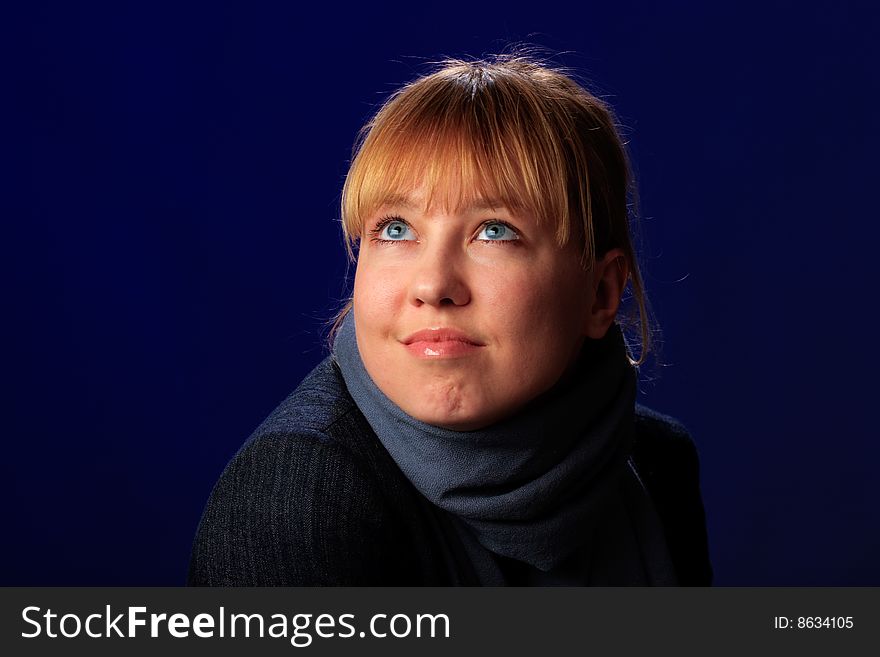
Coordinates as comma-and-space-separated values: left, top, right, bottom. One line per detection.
9, 1, 879, 585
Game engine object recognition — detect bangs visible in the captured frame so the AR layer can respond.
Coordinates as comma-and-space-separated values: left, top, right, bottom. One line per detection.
341, 68, 579, 254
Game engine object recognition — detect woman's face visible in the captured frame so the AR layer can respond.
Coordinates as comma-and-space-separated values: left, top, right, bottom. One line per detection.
352, 190, 595, 431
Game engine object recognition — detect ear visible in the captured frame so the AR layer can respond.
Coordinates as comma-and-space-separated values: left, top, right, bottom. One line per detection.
584, 248, 629, 339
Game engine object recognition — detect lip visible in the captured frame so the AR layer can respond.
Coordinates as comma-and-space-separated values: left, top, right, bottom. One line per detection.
401, 327, 485, 359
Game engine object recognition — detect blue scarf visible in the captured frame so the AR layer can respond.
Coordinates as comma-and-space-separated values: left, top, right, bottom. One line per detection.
332, 311, 677, 585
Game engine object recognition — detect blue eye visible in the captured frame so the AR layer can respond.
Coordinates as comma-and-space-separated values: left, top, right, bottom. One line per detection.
380, 220, 415, 241
477, 222, 519, 242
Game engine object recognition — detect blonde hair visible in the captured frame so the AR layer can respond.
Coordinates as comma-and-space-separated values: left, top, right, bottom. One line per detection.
331, 52, 655, 365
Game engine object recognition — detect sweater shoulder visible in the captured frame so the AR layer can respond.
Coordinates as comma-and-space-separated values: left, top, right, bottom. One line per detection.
634, 403, 695, 449
632, 404, 703, 483
249, 355, 358, 439
188, 357, 423, 585
632, 403, 713, 586
245, 355, 404, 475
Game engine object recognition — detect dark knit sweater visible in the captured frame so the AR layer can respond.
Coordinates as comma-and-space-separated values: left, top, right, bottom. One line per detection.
188, 357, 713, 586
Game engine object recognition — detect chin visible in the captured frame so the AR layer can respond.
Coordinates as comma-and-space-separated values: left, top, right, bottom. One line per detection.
403, 398, 488, 432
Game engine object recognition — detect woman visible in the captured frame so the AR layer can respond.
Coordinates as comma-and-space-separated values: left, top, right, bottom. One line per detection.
188, 53, 712, 586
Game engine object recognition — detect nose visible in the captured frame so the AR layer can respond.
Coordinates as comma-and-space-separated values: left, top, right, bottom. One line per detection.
408, 246, 471, 308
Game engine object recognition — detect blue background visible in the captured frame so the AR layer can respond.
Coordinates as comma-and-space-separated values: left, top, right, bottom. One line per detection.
8, 1, 879, 585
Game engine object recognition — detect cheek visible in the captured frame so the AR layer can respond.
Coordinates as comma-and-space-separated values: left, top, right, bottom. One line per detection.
483, 267, 583, 340
353, 261, 404, 333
